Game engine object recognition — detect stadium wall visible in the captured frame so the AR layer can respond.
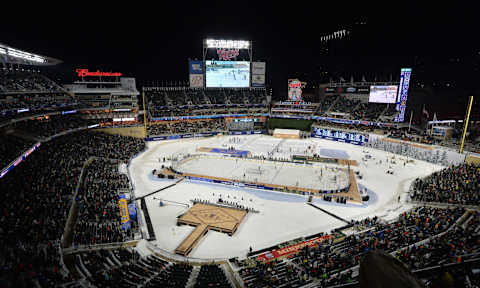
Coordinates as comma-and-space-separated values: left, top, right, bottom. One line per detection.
97, 126, 146, 138
268, 118, 313, 131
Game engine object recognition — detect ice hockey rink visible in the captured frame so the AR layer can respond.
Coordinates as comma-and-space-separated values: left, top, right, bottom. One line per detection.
128, 134, 445, 259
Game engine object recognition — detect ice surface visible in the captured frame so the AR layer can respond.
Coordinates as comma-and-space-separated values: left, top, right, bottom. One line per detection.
128, 135, 444, 259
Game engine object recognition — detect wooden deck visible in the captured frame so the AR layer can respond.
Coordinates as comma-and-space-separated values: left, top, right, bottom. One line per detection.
175, 204, 247, 256
331, 169, 362, 203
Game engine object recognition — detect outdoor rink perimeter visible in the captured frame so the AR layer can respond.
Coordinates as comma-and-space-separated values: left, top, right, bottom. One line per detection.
176, 155, 350, 191
129, 134, 445, 259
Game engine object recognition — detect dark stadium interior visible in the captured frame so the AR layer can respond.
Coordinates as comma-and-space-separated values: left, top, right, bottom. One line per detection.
0, 2, 479, 288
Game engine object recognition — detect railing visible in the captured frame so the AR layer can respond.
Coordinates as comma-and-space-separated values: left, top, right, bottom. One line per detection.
62, 240, 139, 255
145, 241, 228, 264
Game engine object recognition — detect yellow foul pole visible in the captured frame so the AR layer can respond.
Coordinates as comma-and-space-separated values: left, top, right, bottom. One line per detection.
142, 91, 148, 138
459, 96, 473, 154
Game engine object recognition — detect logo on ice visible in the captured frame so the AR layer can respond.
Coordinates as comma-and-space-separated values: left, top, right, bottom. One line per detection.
217, 49, 239, 60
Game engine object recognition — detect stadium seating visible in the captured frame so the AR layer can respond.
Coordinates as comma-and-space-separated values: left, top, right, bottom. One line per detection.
13, 115, 97, 139
194, 264, 232, 288
0, 131, 145, 287
148, 119, 227, 136
73, 158, 134, 246
411, 163, 480, 205
145, 88, 267, 118
236, 206, 469, 287
0, 132, 35, 168
0, 69, 76, 123
0, 69, 63, 92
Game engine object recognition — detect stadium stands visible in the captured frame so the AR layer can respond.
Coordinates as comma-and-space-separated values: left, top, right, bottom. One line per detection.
411, 163, 480, 205
0, 69, 76, 123
0, 132, 35, 168
145, 87, 268, 118
0, 131, 145, 287
148, 119, 227, 136
236, 206, 469, 287
13, 115, 97, 139
73, 158, 135, 246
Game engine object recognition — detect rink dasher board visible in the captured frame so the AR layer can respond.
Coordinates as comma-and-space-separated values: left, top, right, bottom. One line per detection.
145, 130, 264, 141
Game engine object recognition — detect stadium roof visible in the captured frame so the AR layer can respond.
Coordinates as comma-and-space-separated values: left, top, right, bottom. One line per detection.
0, 42, 62, 66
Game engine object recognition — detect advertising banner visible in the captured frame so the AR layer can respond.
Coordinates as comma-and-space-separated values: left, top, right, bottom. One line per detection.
251, 74, 265, 87
288, 79, 306, 101
118, 195, 131, 230
325, 87, 370, 94
394, 68, 412, 122
189, 74, 204, 88
252, 62, 266, 75
256, 235, 333, 262
189, 60, 203, 74
127, 204, 137, 221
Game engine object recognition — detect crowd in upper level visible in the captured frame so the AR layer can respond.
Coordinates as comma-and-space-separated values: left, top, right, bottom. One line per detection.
146, 88, 268, 118
0, 69, 63, 92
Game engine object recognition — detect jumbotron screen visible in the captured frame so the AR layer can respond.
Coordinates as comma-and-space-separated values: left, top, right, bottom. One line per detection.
368, 85, 398, 103
205, 60, 250, 87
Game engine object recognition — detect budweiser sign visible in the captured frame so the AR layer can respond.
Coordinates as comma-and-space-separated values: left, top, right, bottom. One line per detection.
76, 69, 122, 77
217, 48, 239, 61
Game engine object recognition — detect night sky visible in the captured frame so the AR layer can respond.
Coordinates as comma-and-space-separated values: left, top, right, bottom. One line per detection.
1, 2, 478, 98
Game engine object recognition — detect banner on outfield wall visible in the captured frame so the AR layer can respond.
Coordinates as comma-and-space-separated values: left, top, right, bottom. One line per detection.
189, 74, 204, 88
252, 74, 265, 87
118, 195, 131, 230
145, 130, 263, 141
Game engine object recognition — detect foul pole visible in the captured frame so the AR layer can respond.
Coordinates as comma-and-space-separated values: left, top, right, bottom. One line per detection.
142, 91, 148, 138
459, 96, 473, 154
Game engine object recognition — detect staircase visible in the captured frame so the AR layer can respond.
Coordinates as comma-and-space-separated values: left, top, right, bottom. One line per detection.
324, 97, 340, 115
185, 265, 201, 288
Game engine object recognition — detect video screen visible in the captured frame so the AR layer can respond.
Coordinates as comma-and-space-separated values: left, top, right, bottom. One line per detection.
369, 85, 398, 103
206, 61, 250, 87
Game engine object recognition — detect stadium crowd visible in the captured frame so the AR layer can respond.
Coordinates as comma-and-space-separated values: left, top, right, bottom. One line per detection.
73, 158, 135, 246
411, 163, 480, 205
0, 70, 63, 92
13, 115, 97, 139
148, 119, 227, 136
146, 88, 267, 118
0, 131, 144, 287
236, 206, 468, 287
0, 133, 35, 168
